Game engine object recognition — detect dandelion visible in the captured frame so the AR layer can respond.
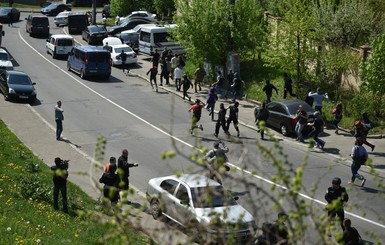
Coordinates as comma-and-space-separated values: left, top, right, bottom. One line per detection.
6, 227, 11, 231
36, 239, 41, 243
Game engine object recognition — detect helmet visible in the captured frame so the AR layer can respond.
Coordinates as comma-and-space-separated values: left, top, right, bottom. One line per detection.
332, 177, 341, 185
195, 99, 201, 104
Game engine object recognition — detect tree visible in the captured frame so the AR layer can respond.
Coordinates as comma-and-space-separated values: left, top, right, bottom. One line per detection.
173, 0, 267, 66
110, 0, 154, 17
153, 0, 175, 19
360, 34, 385, 95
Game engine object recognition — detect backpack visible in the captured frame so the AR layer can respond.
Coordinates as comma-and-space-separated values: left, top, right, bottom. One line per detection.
353, 146, 367, 165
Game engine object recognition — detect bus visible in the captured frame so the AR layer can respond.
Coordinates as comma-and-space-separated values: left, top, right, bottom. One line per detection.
67, 11, 89, 35
138, 24, 185, 55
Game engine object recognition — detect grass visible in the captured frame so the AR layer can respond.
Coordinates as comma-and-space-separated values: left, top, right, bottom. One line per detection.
0, 120, 151, 244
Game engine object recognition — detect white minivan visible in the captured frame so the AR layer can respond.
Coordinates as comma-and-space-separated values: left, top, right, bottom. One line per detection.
138, 24, 185, 55
46, 34, 74, 59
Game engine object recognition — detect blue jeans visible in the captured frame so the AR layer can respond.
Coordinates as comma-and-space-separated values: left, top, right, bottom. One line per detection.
295, 122, 305, 141
351, 162, 364, 182
309, 130, 324, 147
56, 119, 63, 140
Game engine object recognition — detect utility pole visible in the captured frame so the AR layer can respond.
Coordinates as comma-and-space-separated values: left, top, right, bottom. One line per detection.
92, 0, 97, 25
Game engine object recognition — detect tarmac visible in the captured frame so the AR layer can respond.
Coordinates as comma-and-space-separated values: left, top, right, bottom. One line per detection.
1, 11, 385, 244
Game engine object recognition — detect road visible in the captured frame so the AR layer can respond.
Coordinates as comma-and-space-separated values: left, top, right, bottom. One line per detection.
1, 12, 384, 244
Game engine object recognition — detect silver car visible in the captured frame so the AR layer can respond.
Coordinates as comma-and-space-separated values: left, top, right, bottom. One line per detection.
146, 174, 256, 243
54, 11, 71, 27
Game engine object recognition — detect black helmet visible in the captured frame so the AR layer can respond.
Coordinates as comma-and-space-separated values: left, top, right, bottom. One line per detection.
195, 99, 201, 104
332, 177, 341, 185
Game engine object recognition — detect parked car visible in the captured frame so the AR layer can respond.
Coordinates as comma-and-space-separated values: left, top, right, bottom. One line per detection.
119, 11, 156, 23
46, 34, 74, 59
107, 17, 154, 36
266, 99, 315, 136
0, 7, 20, 23
109, 44, 137, 66
146, 174, 256, 243
25, 15, 50, 37
54, 11, 71, 27
0, 48, 13, 70
0, 70, 37, 103
115, 31, 139, 53
41, 3, 71, 16
82, 25, 108, 45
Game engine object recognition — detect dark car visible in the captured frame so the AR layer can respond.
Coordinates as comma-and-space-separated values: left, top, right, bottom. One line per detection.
41, 3, 71, 16
25, 15, 50, 37
114, 32, 139, 53
82, 25, 108, 45
266, 99, 315, 136
0, 70, 37, 103
107, 17, 154, 36
0, 7, 20, 23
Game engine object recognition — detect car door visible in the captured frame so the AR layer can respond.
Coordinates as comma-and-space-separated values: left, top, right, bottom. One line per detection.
0, 71, 8, 94
171, 183, 193, 226
158, 179, 179, 217
46, 36, 54, 54
266, 103, 282, 128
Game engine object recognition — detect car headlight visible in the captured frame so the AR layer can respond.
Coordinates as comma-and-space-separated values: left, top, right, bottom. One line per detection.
8, 88, 15, 94
31, 90, 36, 96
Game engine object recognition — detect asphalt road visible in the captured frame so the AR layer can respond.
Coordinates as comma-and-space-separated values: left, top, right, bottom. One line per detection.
1, 12, 384, 244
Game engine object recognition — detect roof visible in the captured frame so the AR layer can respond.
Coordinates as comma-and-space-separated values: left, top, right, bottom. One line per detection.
0, 48, 8, 53
49, 34, 73, 39
75, 45, 110, 52
175, 174, 221, 188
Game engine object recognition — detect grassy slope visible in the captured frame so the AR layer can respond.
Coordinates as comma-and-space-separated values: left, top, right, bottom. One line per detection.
0, 120, 150, 244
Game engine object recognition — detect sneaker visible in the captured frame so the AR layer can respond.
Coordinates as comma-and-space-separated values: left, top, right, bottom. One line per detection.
214, 133, 218, 137
199, 124, 203, 131
237, 132, 240, 137
190, 129, 193, 135
371, 145, 375, 152
320, 142, 325, 149
244, 94, 248, 100
348, 180, 354, 184
361, 179, 366, 187
335, 130, 339, 134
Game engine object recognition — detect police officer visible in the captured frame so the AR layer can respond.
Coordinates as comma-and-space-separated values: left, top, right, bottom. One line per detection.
325, 177, 349, 230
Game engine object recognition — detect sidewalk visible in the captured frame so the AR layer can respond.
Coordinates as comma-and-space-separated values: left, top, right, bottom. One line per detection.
130, 58, 385, 179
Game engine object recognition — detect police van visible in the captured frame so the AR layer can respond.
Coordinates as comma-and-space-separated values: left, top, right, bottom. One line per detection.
138, 24, 185, 55
67, 46, 111, 79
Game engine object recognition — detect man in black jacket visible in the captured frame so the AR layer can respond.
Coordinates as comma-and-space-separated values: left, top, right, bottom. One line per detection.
214, 103, 229, 137
325, 177, 349, 230
255, 102, 270, 140
51, 157, 69, 213
117, 149, 139, 202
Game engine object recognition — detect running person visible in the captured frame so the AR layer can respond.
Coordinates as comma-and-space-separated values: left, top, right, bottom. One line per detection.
214, 103, 230, 137
117, 50, 128, 73
146, 66, 158, 92
226, 101, 240, 137
188, 99, 205, 134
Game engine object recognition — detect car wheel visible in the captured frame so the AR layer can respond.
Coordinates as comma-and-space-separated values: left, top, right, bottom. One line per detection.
80, 69, 86, 79
56, 24, 59, 27
150, 199, 162, 220
3, 92, 9, 101
67, 62, 71, 71
280, 123, 288, 136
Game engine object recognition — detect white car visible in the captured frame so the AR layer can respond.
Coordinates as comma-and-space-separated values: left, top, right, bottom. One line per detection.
130, 23, 157, 33
102, 37, 122, 46
54, 11, 71, 26
0, 48, 13, 70
119, 11, 157, 23
46, 34, 74, 59
146, 174, 256, 243
109, 44, 137, 66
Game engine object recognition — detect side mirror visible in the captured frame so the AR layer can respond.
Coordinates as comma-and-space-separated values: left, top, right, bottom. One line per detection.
233, 196, 239, 201
32, 82, 36, 85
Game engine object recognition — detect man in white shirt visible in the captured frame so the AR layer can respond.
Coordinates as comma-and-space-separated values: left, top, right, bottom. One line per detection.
174, 65, 182, 91
308, 88, 328, 114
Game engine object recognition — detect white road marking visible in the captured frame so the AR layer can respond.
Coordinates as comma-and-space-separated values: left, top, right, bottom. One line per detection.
18, 30, 385, 229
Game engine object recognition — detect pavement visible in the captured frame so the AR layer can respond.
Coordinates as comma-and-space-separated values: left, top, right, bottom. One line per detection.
1, 13, 385, 243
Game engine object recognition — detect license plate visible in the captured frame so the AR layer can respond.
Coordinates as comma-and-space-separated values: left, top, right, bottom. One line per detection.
89, 70, 97, 73
19, 96, 28, 99
97, 34, 102, 37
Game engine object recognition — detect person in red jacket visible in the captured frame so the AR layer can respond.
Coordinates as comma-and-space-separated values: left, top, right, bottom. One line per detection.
188, 99, 205, 135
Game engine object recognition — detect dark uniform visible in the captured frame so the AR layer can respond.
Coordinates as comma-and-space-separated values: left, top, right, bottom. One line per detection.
325, 177, 349, 230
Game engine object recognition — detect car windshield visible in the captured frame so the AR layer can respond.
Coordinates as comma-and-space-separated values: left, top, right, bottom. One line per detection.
287, 102, 313, 115
57, 39, 73, 46
0, 53, 9, 61
8, 74, 32, 85
114, 47, 133, 53
191, 186, 237, 208
87, 52, 110, 62
89, 26, 104, 32
0, 8, 11, 14
120, 34, 138, 42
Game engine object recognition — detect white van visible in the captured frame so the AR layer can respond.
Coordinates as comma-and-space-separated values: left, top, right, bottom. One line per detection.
138, 24, 185, 55
46, 34, 74, 59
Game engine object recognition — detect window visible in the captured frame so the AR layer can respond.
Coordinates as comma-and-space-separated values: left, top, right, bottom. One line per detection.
87, 52, 110, 62
153, 32, 170, 43
175, 184, 189, 202
57, 39, 73, 46
160, 179, 178, 194
140, 31, 151, 43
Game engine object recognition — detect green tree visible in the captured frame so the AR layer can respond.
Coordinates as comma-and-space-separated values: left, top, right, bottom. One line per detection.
110, 0, 154, 17
153, 0, 175, 19
360, 34, 385, 95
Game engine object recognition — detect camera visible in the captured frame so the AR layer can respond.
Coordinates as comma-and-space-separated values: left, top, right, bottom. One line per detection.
60, 159, 69, 169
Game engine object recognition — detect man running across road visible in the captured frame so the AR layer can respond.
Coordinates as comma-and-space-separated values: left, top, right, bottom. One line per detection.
226, 101, 240, 137
189, 99, 205, 135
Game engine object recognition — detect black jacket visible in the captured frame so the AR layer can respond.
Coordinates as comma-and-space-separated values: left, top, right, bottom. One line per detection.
325, 186, 349, 210
118, 155, 136, 180
51, 165, 68, 186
